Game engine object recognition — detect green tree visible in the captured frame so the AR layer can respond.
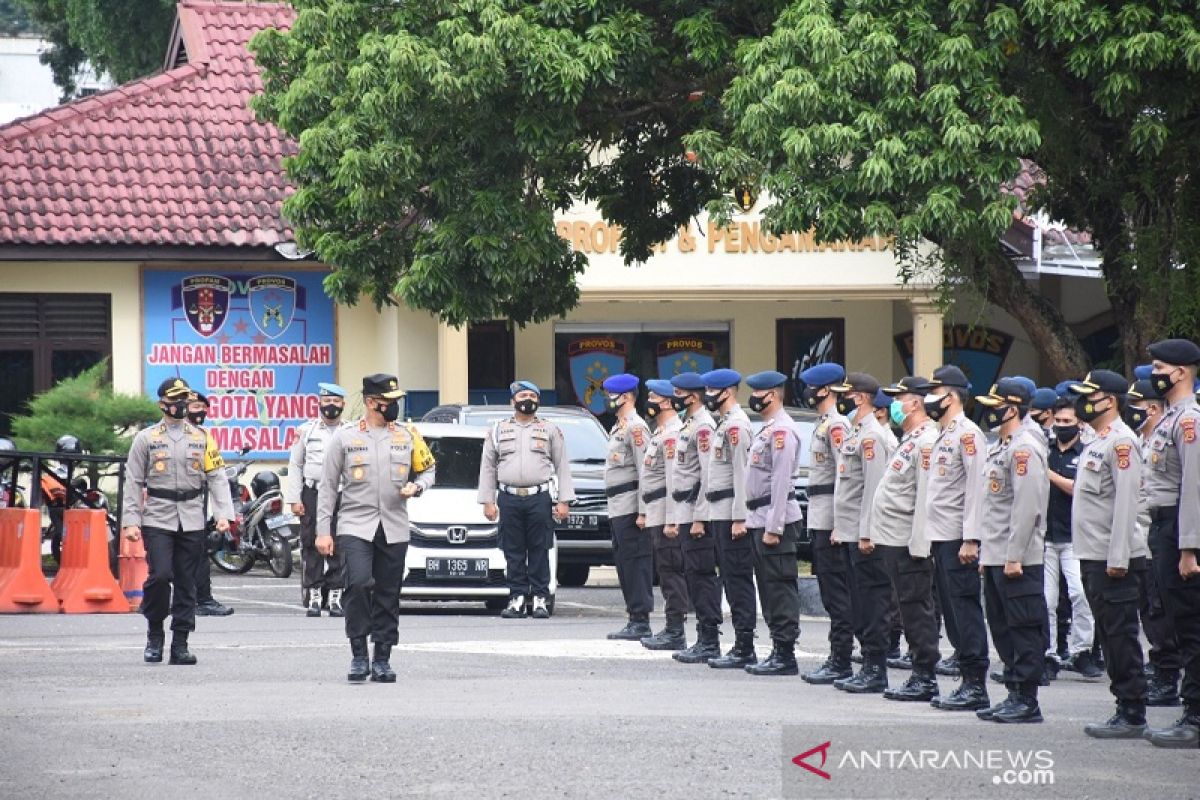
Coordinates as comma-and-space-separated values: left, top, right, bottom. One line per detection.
0, 0, 39, 36
10, 361, 160, 454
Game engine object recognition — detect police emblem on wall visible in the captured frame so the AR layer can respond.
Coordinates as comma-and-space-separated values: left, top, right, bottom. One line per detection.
568, 337, 628, 415
894, 325, 1015, 393
657, 337, 715, 378
733, 184, 758, 213
247, 275, 298, 339
179, 275, 233, 338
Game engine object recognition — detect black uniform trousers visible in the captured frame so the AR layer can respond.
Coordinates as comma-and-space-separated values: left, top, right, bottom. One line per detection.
877, 545, 941, 672
1139, 553, 1181, 674
298, 483, 345, 592
142, 526, 205, 632
610, 512, 653, 620
195, 544, 216, 605
983, 564, 1047, 690
682, 523, 723, 629
713, 519, 757, 633
933, 540, 990, 674
652, 525, 689, 621
810, 529, 855, 658
851, 544, 892, 660
497, 491, 554, 599
1081, 558, 1148, 704
1149, 508, 1200, 705
340, 524, 406, 645
751, 522, 800, 645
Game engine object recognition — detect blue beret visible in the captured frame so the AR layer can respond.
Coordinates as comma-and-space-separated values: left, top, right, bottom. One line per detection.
645, 379, 674, 398
670, 372, 706, 391
510, 380, 541, 397
701, 369, 741, 389
799, 362, 846, 388
1148, 338, 1200, 366
1133, 364, 1153, 381
601, 373, 639, 394
317, 382, 346, 398
872, 389, 891, 409
746, 370, 788, 390
1031, 388, 1058, 410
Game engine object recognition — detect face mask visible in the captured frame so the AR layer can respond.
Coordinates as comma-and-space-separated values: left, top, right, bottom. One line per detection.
320, 404, 343, 421
923, 393, 950, 421
514, 399, 538, 416
1123, 405, 1149, 431
836, 395, 857, 416
163, 401, 188, 420
377, 400, 401, 423
671, 396, 690, 413
1074, 395, 1107, 423
645, 403, 659, 418
1053, 424, 1079, 443
1151, 370, 1178, 396
748, 393, 769, 413
703, 391, 725, 412
1032, 411, 1051, 428
606, 394, 623, 411
889, 400, 907, 426
801, 386, 823, 409
187, 411, 207, 426
982, 406, 1011, 431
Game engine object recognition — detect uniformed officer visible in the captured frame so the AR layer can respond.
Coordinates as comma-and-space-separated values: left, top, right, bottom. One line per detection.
974, 378, 1050, 724
1126, 375, 1183, 707
700, 369, 757, 669
797, 363, 855, 685
317, 373, 436, 682
924, 365, 992, 711
870, 388, 893, 431
186, 391, 235, 618
478, 380, 574, 620
741, 371, 804, 676
639, 379, 689, 650
1030, 388, 1058, 444
286, 382, 349, 618
1141, 338, 1200, 748
121, 378, 234, 665
830, 372, 897, 692
601, 373, 653, 641
1065, 370, 1151, 738
665, 372, 721, 664
866, 377, 943, 702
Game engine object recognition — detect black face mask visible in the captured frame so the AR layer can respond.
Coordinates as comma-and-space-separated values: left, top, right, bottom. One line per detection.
1074, 395, 1108, 423
1151, 370, 1178, 396
835, 395, 857, 416
514, 399, 538, 416
1123, 405, 1149, 431
607, 394, 623, 411
1053, 424, 1079, 443
923, 393, 950, 421
801, 386, 823, 409
748, 394, 769, 413
163, 401, 188, 420
1032, 411, 1051, 428
377, 400, 401, 423
320, 404, 343, 421
671, 396, 691, 413
982, 406, 1011, 431
187, 411, 207, 426
645, 403, 660, 418
703, 391, 725, 412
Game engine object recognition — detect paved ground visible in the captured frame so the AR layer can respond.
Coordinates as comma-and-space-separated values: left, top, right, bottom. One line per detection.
0, 567, 1194, 800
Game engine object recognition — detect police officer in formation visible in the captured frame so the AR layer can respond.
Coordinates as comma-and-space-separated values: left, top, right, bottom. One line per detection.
286, 382, 349, 618
478, 380, 574, 620
317, 373, 436, 682
186, 390, 235, 618
600, 374, 653, 641
122, 378, 234, 665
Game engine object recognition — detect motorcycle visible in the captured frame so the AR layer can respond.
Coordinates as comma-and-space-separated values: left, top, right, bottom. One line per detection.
209, 459, 298, 578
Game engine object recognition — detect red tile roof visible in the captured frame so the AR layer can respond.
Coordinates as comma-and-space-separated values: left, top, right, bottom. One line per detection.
0, 1, 296, 252
1005, 159, 1092, 248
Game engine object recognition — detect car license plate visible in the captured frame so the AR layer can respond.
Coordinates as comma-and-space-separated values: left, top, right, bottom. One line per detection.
564, 514, 598, 530
426, 557, 488, 580
265, 514, 293, 530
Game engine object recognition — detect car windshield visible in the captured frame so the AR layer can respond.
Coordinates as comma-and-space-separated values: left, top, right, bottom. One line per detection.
462, 410, 610, 462
422, 436, 483, 489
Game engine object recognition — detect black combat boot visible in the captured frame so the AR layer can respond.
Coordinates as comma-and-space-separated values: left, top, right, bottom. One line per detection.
370, 642, 397, 683
143, 624, 164, 663
1144, 706, 1200, 749
802, 652, 853, 685
168, 631, 197, 665
745, 640, 798, 676
1147, 669, 1182, 707
347, 637, 370, 682
674, 624, 721, 664
607, 617, 653, 641
839, 658, 888, 694
976, 683, 1019, 721
934, 652, 960, 677
708, 630, 757, 669
640, 617, 687, 651
933, 669, 990, 711
993, 685, 1043, 724
884, 669, 939, 702
887, 650, 913, 670
1084, 701, 1147, 739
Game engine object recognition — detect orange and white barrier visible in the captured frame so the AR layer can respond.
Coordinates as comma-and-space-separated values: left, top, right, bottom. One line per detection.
51, 509, 129, 613
0, 508, 57, 613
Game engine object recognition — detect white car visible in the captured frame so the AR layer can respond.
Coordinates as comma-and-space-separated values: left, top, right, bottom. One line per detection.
402, 422, 557, 613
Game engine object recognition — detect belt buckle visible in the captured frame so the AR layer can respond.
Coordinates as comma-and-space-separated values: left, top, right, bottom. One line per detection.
517, 487, 529, 497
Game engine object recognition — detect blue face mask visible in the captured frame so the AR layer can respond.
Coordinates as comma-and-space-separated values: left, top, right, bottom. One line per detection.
889, 399, 907, 426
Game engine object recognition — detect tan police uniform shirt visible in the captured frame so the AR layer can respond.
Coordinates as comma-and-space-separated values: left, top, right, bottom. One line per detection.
605, 412, 650, 518
807, 409, 849, 532
1143, 395, 1200, 550
121, 419, 234, 531
666, 407, 716, 527
870, 420, 939, 557
744, 408, 803, 532
979, 425, 1048, 567
476, 417, 576, 503
1072, 420, 1147, 569
706, 405, 753, 522
925, 413, 987, 543
833, 412, 895, 543
284, 418, 348, 505
641, 414, 683, 528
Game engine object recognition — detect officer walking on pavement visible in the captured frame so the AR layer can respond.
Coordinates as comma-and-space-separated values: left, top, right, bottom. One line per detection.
742, 371, 804, 677
121, 378, 234, 665
186, 391, 235, 618
666, 372, 721, 664
974, 378, 1050, 724
1066, 370, 1151, 738
317, 374, 435, 682
287, 383, 349, 618
701, 369, 758, 670
601, 374, 653, 641
1141, 338, 1200, 748
797, 363, 855, 685
639, 379, 689, 650
478, 381, 574, 620
924, 365, 992, 711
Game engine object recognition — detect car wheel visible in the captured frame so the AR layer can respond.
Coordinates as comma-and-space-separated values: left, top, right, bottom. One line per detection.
557, 563, 589, 587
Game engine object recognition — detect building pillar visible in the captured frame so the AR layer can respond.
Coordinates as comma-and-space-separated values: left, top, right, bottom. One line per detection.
437, 320, 469, 404
910, 299, 945, 379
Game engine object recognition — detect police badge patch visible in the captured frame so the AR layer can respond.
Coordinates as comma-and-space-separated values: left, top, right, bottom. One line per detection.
698, 428, 712, 453
633, 427, 645, 448
1014, 450, 1030, 476
1182, 417, 1197, 444
729, 427, 740, 446
774, 430, 786, 449
665, 439, 676, 460
1114, 443, 1132, 469
862, 439, 875, 460
961, 433, 977, 456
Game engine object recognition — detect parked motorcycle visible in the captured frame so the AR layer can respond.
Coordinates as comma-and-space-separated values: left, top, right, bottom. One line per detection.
209, 459, 298, 578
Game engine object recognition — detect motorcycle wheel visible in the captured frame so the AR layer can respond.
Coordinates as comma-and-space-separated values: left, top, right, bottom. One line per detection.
211, 547, 255, 574
267, 532, 293, 578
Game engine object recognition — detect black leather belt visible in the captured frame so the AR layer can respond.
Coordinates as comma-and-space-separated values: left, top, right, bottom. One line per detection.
642, 488, 666, 503
746, 492, 797, 511
147, 487, 202, 502
671, 485, 700, 503
807, 483, 834, 496
705, 488, 735, 502
605, 480, 639, 498
1150, 505, 1178, 523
